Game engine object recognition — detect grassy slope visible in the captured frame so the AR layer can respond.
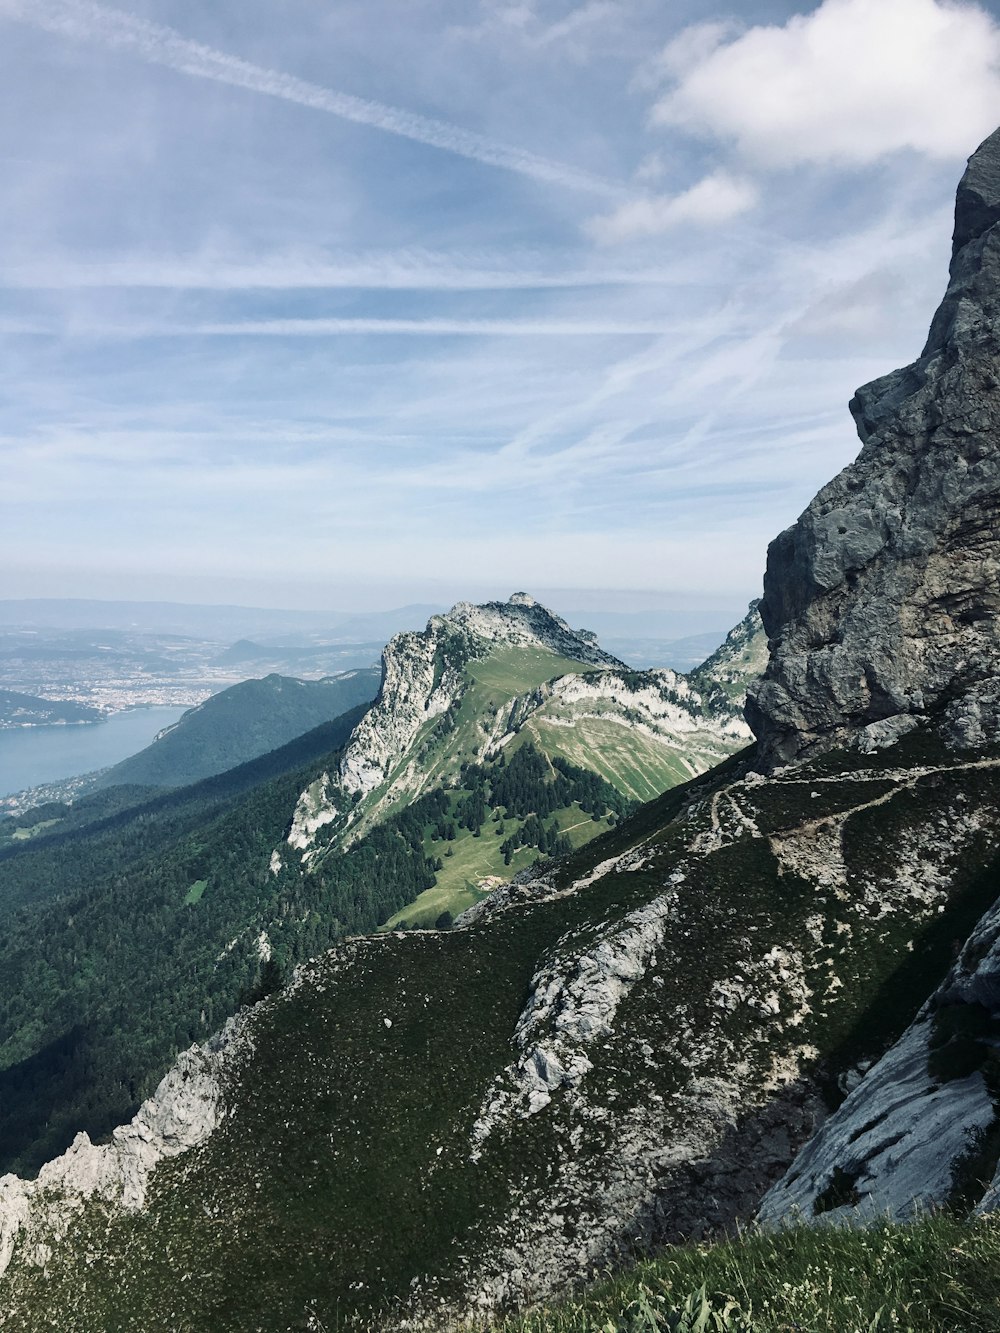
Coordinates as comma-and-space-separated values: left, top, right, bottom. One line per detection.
520, 714, 703, 802
493, 1215, 1000, 1332
1, 801, 682, 1331
8, 735, 1000, 1329
383, 802, 611, 929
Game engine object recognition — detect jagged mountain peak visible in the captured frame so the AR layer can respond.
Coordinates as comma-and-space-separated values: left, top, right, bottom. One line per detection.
331, 595, 622, 807
283, 596, 752, 863
428, 594, 624, 669
747, 126, 1000, 768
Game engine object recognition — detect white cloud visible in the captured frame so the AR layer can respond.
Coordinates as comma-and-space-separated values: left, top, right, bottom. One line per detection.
589, 171, 759, 243
655, 20, 738, 79
654, 0, 1000, 167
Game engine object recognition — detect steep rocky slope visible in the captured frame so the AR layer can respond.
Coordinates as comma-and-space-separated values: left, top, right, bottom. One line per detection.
2, 727, 999, 1330
747, 128, 1000, 768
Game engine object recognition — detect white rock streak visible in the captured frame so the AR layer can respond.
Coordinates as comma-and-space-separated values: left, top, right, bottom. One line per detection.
471, 887, 681, 1148
287, 772, 339, 853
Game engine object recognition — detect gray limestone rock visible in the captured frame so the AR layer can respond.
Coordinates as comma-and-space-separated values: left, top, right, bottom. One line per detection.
747, 127, 1000, 767
0, 1011, 253, 1279
759, 892, 1000, 1226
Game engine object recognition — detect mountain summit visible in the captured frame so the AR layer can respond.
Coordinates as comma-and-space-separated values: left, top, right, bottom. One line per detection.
747, 126, 1000, 768
286, 593, 753, 875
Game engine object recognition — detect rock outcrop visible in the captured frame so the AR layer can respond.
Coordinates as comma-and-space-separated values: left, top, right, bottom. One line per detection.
747, 128, 1000, 768
0, 1011, 252, 1280
759, 881, 1000, 1226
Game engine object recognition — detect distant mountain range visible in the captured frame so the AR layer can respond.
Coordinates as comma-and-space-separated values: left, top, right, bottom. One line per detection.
0, 599, 443, 640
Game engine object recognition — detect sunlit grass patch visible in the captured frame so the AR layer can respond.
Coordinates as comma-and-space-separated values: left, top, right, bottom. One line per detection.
487, 1215, 1000, 1333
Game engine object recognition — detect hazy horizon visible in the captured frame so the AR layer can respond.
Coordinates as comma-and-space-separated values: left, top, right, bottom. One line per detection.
0, 589, 755, 643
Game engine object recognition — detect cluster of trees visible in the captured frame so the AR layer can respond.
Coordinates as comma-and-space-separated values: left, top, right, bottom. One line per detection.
458, 745, 631, 824
443, 743, 632, 864
499, 814, 571, 865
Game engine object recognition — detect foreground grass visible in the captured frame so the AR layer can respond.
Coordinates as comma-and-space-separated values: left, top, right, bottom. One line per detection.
489, 1216, 1000, 1332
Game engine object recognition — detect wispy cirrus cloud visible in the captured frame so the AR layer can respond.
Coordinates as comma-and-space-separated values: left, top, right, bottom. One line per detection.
0, 315, 702, 338
0, 0, 625, 197
0, 0, 985, 611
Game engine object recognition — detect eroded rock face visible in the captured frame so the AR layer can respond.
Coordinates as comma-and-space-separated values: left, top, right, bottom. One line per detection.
747, 128, 1000, 768
759, 886, 1000, 1226
0, 1012, 252, 1279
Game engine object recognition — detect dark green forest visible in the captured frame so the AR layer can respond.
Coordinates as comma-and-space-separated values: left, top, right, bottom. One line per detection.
94, 668, 381, 790
0, 723, 629, 1177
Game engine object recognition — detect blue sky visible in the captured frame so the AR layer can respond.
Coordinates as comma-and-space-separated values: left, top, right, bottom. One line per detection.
2, 0, 1000, 621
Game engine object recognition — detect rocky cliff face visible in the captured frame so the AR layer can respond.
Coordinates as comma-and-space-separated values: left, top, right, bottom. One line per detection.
690, 601, 768, 704
0, 1010, 253, 1283
759, 867, 1000, 1226
747, 128, 1000, 768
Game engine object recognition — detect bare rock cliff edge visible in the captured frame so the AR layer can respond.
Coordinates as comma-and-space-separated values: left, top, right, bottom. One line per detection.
747, 127, 1000, 768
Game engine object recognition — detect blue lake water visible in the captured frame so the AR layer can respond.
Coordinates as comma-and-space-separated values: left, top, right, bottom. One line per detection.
0, 706, 188, 797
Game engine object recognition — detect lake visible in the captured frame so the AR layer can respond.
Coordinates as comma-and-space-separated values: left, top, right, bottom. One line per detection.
0, 706, 189, 797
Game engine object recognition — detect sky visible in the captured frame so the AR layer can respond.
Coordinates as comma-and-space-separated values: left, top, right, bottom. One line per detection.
2, 0, 1000, 624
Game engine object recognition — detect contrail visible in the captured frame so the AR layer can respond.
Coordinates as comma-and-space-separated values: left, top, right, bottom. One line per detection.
0, 253, 691, 291
1, 0, 626, 199
0, 316, 690, 337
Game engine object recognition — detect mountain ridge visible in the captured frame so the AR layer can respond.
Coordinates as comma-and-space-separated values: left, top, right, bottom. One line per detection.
93, 668, 381, 790
276, 594, 758, 886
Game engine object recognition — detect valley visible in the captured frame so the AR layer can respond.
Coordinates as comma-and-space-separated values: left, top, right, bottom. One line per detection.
0, 594, 758, 1188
